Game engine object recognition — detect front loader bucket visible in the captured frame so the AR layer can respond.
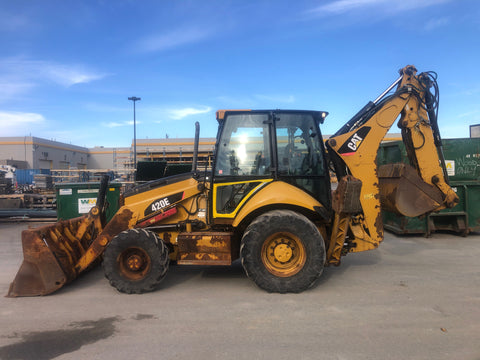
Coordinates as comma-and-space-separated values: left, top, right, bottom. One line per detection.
7, 215, 100, 297
8, 229, 68, 296
7, 175, 115, 297
378, 163, 444, 217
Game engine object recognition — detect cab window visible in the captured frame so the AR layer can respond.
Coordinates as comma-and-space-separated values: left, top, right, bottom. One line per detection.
215, 113, 271, 176
276, 113, 325, 176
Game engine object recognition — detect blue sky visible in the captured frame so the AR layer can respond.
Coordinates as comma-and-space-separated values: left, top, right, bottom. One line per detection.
1, 0, 479, 147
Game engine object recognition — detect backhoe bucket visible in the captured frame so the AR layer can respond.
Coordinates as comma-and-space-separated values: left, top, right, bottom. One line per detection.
7, 215, 100, 297
378, 163, 444, 217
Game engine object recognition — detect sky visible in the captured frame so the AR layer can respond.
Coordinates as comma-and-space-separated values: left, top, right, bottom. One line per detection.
0, 0, 479, 148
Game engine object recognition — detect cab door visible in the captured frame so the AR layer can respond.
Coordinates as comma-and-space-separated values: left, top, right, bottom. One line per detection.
213, 111, 273, 219
274, 111, 331, 208
212, 110, 331, 221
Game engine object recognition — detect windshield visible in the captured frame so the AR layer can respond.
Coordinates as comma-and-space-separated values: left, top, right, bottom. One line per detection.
215, 113, 271, 176
214, 111, 325, 178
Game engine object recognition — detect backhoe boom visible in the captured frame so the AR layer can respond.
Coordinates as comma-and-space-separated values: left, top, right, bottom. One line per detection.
325, 65, 459, 265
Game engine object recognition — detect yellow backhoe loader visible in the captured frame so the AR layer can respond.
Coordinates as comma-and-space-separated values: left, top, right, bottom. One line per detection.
7, 65, 459, 296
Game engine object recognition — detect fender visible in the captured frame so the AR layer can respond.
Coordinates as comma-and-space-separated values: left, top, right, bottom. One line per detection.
232, 181, 325, 227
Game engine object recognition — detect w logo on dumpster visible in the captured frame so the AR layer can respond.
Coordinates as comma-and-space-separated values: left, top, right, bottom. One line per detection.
78, 198, 97, 214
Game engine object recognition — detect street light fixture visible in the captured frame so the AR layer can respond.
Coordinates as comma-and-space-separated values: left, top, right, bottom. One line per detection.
128, 96, 141, 171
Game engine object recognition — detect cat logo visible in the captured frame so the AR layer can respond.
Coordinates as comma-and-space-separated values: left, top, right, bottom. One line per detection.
338, 127, 371, 155
347, 133, 363, 151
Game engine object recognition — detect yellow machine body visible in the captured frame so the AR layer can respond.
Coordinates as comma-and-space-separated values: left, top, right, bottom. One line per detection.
8, 65, 458, 296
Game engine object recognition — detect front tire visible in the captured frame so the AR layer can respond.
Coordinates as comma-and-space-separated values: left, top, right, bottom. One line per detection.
240, 210, 325, 293
103, 229, 169, 294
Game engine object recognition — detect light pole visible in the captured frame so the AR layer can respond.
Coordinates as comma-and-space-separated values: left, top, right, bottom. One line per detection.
128, 96, 141, 171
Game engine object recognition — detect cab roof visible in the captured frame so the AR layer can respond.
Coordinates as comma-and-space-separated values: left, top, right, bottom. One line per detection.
216, 109, 328, 124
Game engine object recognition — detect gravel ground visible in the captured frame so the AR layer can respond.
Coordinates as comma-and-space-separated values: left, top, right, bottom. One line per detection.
1, 222, 479, 360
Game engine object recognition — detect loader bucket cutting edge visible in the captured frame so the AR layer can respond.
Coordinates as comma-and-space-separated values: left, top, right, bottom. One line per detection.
7, 229, 68, 297
378, 163, 444, 217
6, 215, 97, 297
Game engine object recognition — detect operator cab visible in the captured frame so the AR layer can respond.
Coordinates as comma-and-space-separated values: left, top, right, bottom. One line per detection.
212, 110, 331, 218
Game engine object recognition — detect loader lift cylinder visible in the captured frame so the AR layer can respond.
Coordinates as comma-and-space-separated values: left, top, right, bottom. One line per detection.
97, 175, 110, 219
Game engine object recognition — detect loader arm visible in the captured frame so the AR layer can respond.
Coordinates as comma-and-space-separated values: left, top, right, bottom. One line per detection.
325, 65, 459, 264
72, 173, 204, 275
7, 172, 204, 296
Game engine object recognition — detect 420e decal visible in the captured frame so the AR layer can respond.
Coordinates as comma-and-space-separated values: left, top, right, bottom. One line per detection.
144, 192, 184, 216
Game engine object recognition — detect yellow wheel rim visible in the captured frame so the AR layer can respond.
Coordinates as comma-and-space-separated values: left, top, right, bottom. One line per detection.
261, 232, 306, 277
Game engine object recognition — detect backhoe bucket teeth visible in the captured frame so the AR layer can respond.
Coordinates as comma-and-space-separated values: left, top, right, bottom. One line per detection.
7, 216, 97, 297
378, 163, 444, 217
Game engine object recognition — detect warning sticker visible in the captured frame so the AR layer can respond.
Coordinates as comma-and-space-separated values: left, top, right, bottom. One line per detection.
445, 160, 455, 176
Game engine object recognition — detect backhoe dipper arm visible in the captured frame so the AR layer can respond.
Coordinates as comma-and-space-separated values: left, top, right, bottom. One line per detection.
325, 65, 459, 264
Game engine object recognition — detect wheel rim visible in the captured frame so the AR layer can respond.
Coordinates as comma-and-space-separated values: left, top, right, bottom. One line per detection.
261, 232, 306, 277
118, 247, 151, 281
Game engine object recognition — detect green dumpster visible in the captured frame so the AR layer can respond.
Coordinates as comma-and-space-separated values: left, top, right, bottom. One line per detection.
55, 182, 122, 222
378, 138, 480, 236
383, 180, 480, 236
378, 138, 480, 181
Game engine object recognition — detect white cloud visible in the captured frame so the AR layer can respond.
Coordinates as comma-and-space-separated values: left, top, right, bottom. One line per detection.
309, 0, 384, 15
424, 17, 450, 31
41, 63, 107, 86
457, 110, 479, 119
307, 0, 451, 18
0, 58, 108, 89
0, 111, 45, 135
102, 120, 136, 128
0, 58, 109, 105
0, 82, 35, 103
0, 111, 44, 124
166, 106, 212, 120
136, 27, 212, 53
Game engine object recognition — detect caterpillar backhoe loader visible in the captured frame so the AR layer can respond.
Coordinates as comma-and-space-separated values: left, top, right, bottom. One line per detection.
7, 65, 459, 297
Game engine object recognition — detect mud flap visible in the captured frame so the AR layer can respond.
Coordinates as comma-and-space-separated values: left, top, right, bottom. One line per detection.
378, 163, 444, 217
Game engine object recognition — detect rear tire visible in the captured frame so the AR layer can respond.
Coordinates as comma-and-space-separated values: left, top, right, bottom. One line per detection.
240, 210, 325, 293
103, 229, 169, 294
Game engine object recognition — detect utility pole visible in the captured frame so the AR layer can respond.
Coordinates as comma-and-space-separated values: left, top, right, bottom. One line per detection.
128, 96, 141, 171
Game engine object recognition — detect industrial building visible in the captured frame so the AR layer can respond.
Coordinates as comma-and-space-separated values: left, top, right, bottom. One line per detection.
0, 136, 217, 181
2, 134, 410, 177
0, 136, 88, 170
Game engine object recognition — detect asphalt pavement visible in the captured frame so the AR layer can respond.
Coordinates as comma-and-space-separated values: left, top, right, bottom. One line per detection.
0, 222, 479, 360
